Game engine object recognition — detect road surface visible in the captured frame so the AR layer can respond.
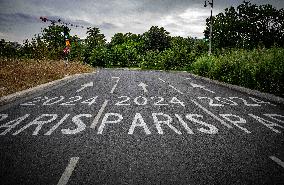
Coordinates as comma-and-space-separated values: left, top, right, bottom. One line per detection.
0, 69, 284, 185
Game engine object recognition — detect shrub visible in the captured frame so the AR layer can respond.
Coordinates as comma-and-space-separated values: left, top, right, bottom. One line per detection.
190, 48, 284, 97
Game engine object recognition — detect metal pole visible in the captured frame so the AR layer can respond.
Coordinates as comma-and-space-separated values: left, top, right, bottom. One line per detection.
209, 0, 213, 56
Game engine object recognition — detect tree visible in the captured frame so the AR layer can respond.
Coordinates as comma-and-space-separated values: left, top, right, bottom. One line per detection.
0, 39, 21, 58
205, 1, 284, 50
85, 27, 106, 48
143, 26, 171, 52
69, 35, 84, 61
204, 6, 242, 49
41, 25, 67, 59
42, 25, 66, 49
110, 33, 126, 46
84, 27, 106, 64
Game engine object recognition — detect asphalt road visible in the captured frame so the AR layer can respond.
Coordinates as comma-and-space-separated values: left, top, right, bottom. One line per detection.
0, 68, 284, 185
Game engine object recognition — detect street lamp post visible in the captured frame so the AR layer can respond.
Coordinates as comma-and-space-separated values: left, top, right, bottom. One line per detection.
204, 0, 214, 56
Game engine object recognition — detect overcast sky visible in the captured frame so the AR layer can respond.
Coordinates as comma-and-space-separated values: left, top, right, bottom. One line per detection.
0, 0, 283, 43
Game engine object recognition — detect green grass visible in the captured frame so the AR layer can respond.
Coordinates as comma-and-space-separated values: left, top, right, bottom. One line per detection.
190, 48, 284, 97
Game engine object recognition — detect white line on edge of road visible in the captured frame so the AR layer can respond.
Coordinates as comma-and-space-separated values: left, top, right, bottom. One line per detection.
90, 100, 109, 129
110, 77, 120, 94
57, 157, 79, 185
269, 156, 284, 168
191, 99, 233, 129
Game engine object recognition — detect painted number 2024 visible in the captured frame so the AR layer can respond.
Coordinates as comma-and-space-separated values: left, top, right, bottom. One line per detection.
115, 96, 185, 107
197, 96, 275, 107
20, 96, 98, 106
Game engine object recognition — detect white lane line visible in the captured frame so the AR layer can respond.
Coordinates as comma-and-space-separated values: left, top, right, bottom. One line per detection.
190, 83, 215, 94
57, 157, 79, 185
169, 85, 184, 94
270, 156, 284, 168
158, 78, 184, 94
191, 99, 233, 129
158, 78, 166, 83
90, 100, 109, 129
110, 77, 120, 94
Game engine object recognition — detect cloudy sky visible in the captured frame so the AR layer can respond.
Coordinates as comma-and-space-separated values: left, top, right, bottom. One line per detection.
0, 0, 283, 43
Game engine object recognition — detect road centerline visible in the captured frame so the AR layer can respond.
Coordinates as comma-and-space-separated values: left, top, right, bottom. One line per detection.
191, 99, 233, 129
90, 100, 109, 129
57, 157, 79, 185
269, 156, 284, 168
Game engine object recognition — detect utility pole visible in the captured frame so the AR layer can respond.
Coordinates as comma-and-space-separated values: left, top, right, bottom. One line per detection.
204, 0, 214, 56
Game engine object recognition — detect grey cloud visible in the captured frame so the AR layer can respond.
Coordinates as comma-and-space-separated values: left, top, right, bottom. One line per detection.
0, 0, 283, 43
0, 13, 92, 29
165, 23, 180, 29
0, 13, 38, 23
135, 0, 284, 14
136, 0, 202, 14
99, 22, 119, 30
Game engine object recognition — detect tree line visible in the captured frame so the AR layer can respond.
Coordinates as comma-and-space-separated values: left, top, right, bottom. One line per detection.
0, 1, 283, 71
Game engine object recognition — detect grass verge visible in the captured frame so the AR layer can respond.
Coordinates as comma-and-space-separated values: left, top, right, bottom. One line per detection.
189, 48, 284, 97
0, 59, 95, 97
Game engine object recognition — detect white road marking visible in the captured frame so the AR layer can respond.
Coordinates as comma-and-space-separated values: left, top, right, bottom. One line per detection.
76, 82, 93, 93
220, 114, 251, 133
191, 99, 233, 129
158, 78, 183, 94
185, 114, 218, 134
97, 113, 123, 134
57, 157, 79, 185
138, 82, 148, 93
0, 114, 8, 122
185, 77, 191, 80
169, 85, 184, 94
110, 77, 120, 94
0, 114, 30, 135
269, 156, 284, 168
90, 100, 109, 129
190, 83, 215, 94
61, 114, 92, 134
264, 114, 284, 123
45, 114, 70, 135
175, 114, 194, 134
152, 113, 182, 135
158, 78, 166, 83
249, 97, 276, 106
13, 114, 58, 135
248, 114, 283, 133
128, 113, 151, 135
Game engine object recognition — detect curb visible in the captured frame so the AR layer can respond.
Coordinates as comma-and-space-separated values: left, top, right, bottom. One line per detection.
184, 72, 284, 105
0, 72, 96, 106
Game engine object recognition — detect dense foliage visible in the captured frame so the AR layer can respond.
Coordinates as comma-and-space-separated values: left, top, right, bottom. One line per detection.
204, 2, 284, 50
0, 24, 207, 69
0, 1, 283, 96
190, 48, 284, 96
